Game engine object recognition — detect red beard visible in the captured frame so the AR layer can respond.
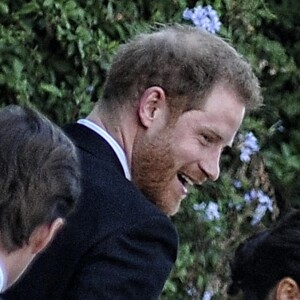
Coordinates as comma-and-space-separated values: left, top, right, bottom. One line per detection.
131, 127, 181, 216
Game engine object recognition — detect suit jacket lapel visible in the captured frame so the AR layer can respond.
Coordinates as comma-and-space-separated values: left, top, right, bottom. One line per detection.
63, 123, 125, 176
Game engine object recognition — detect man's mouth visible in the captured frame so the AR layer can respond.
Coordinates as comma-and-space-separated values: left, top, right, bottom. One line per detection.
177, 173, 194, 191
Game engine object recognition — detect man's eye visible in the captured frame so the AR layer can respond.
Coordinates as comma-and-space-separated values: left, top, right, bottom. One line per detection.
200, 134, 212, 144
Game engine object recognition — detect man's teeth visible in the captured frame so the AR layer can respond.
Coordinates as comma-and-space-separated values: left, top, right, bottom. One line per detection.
180, 174, 194, 186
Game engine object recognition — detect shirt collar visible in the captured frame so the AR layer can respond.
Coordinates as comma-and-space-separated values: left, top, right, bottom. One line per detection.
0, 257, 7, 293
77, 119, 131, 180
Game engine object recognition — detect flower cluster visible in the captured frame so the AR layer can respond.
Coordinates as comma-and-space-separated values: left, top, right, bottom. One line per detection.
193, 201, 221, 221
202, 290, 214, 300
244, 188, 273, 225
239, 131, 260, 163
233, 179, 242, 189
182, 5, 221, 34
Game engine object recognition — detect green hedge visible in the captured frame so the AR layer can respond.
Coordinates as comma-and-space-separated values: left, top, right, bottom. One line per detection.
1, 0, 300, 298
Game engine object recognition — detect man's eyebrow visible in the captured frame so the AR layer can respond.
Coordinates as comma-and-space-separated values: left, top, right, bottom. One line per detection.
201, 126, 234, 147
201, 126, 222, 141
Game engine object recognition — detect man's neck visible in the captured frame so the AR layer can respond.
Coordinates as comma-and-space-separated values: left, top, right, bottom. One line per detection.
86, 107, 138, 169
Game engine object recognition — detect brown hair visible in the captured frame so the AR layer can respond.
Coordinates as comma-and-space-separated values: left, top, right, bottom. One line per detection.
101, 25, 262, 116
0, 105, 80, 252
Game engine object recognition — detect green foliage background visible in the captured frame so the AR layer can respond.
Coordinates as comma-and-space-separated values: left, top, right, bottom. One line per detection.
1, 0, 299, 298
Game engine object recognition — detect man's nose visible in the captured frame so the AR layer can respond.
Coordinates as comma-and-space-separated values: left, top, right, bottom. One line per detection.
201, 150, 221, 181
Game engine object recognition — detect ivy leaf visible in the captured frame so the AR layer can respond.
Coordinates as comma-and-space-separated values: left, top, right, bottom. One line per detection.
40, 83, 62, 97
0, 3, 9, 15
16, 1, 40, 15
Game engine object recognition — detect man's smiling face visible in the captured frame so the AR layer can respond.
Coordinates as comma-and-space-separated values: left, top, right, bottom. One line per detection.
132, 84, 245, 216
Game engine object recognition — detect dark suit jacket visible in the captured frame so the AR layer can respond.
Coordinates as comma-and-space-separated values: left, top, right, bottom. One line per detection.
4, 123, 178, 300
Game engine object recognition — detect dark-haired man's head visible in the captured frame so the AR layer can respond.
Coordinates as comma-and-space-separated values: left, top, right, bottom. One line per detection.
0, 105, 80, 291
229, 210, 300, 300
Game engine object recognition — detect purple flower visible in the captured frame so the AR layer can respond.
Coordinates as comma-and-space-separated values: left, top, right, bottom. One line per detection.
182, 5, 221, 34
250, 188, 257, 199
244, 132, 259, 152
193, 201, 221, 221
243, 188, 273, 225
233, 179, 242, 189
257, 191, 273, 211
205, 201, 220, 221
182, 8, 194, 20
203, 5, 221, 33
202, 290, 214, 300
244, 192, 251, 203
240, 146, 252, 162
244, 190, 258, 204
251, 204, 268, 225
193, 203, 206, 211
239, 131, 260, 163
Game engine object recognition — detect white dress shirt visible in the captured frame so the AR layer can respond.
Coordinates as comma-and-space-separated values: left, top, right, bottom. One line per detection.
77, 119, 131, 180
0, 258, 7, 292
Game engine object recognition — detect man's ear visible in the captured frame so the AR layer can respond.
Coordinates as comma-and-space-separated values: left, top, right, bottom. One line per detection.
138, 86, 167, 128
276, 277, 300, 300
29, 218, 64, 254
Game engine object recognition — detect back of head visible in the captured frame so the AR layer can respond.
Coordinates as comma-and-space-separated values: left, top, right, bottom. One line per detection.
0, 105, 80, 253
102, 25, 262, 116
229, 210, 300, 299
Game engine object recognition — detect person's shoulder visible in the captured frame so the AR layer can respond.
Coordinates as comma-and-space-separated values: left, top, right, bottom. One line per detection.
83, 170, 166, 220
63, 123, 115, 156
70, 159, 171, 236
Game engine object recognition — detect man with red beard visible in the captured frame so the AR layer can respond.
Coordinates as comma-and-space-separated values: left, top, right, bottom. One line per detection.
4, 25, 262, 299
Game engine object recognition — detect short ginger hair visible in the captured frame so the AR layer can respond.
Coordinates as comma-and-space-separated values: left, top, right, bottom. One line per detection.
101, 25, 262, 116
